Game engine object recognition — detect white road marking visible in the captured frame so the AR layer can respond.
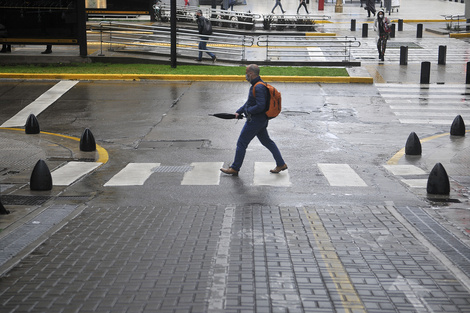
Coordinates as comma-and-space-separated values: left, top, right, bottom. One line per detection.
401, 179, 428, 188
383, 165, 427, 176
207, 206, 234, 312
181, 162, 223, 185
1, 81, 79, 128
51, 161, 102, 186
104, 163, 160, 186
253, 162, 291, 187
318, 163, 367, 187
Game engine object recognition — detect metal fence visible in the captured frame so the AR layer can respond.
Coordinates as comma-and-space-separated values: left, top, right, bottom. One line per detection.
257, 36, 361, 62
96, 21, 255, 61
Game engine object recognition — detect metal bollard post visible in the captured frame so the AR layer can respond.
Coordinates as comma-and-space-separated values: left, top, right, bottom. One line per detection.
438, 45, 447, 65
351, 19, 356, 31
467, 19, 470, 32
466, 62, 470, 84
362, 23, 368, 38
420, 61, 431, 84
400, 46, 408, 65
417, 23, 423, 38
390, 24, 396, 38
398, 19, 403, 31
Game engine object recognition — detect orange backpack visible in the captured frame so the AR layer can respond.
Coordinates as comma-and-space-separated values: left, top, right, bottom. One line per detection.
253, 81, 282, 119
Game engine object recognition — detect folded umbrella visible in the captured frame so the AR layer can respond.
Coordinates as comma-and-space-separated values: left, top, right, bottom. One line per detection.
209, 113, 243, 119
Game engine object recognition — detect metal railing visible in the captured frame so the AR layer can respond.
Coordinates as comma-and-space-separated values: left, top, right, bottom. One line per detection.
257, 36, 361, 62
443, 14, 467, 31
96, 21, 255, 61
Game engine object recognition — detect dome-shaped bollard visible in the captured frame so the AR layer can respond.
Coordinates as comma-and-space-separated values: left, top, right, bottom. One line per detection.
450, 115, 465, 136
80, 128, 96, 152
30, 159, 53, 191
25, 114, 40, 134
405, 132, 422, 155
427, 163, 450, 195
0, 199, 10, 215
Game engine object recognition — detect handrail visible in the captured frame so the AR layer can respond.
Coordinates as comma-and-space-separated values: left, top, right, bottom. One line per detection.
98, 21, 254, 61
257, 36, 360, 62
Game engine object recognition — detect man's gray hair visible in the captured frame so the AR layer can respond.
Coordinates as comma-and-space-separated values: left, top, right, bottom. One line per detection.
247, 64, 260, 76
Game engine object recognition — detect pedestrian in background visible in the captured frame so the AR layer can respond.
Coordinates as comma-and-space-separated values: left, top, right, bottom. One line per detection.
364, 0, 376, 17
374, 9, 390, 61
220, 64, 287, 176
228, 0, 235, 11
195, 10, 216, 62
184, 0, 189, 7
297, 0, 309, 14
271, 0, 286, 14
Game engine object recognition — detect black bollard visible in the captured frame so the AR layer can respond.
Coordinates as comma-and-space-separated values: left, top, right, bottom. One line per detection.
25, 114, 40, 134
30, 159, 53, 191
417, 23, 423, 38
0, 199, 10, 215
390, 23, 396, 38
351, 19, 356, 31
450, 115, 466, 136
400, 46, 408, 65
467, 19, 470, 32
398, 19, 403, 31
80, 128, 96, 152
405, 132, 422, 155
438, 45, 447, 65
420, 61, 431, 84
362, 23, 368, 38
427, 163, 450, 195
466, 62, 470, 84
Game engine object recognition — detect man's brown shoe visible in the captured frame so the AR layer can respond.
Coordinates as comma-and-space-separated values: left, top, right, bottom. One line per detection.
220, 167, 239, 176
270, 164, 288, 173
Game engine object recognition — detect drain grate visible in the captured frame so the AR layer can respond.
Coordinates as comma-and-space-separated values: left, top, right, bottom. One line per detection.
1, 195, 52, 206
153, 166, 193, 173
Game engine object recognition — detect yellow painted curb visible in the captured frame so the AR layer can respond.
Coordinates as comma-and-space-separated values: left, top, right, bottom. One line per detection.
0, 127, 109, 164
450, 33, 470, 38
0, 73, 373, 84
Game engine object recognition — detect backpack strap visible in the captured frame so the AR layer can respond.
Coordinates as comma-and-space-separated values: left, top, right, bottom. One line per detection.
252, 81, 266, 97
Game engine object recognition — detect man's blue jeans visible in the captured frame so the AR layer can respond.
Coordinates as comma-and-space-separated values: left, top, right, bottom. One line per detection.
198, 37, 215, 60
231, 118, 285, 171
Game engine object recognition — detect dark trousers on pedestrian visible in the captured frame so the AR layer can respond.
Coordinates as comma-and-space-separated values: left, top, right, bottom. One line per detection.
272, 0, 285, 13
198, 37, 215, 60
297, 3, 309, 14
231, 118, 285, 171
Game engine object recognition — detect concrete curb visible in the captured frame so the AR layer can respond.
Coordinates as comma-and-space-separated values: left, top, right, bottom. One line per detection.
0, 73, 373, 83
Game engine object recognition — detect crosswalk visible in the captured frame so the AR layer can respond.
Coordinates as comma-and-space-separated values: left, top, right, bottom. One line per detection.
377, 83, 470, 125
352, 37, 470, 64
48, 161, 373, 188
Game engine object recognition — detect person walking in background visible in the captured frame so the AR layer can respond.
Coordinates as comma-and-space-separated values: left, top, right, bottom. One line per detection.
374, 9, 390, 61
297, 0, 309, 14
364, 0, 376, 18
271, 0, 286, 14
41, 44, 52, 54
228, 0, 235, 11
184, 0, 189, 6
220, 64, 287, 176
195, 10, 216, 62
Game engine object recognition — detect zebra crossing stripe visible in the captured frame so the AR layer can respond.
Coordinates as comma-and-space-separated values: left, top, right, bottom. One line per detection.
104, 163, 160, 186
253, 162, 291, 187
1, 81, 79, 128
318, 163, 367, 187
51, 161, 102, 186
181, 162, 223, 186
383, 165, 426, 176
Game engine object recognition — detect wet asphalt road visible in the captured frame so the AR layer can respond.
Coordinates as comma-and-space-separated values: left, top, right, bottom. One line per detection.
1, 79, 470, 312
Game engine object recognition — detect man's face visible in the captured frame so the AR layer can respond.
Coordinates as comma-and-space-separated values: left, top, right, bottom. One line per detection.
245, 69, 254, 80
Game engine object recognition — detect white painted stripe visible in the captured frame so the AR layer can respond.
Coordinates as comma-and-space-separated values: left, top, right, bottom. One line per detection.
383, 165, 427, 176
376, 83, 469, 88
393, 112, 470, 117
181, 162, 223, 185
380, 94, 470, 99
1, 81, 79, 128
207, 206, 234, 312
253, 162, 291, 187
307, 47, 326, 62
318, 163, 367, 187
104, 163, 160, 186
390, 106, 470, 111
51, 161, 102, 186
398, 119, 454, 125
401, 179, 428, 188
